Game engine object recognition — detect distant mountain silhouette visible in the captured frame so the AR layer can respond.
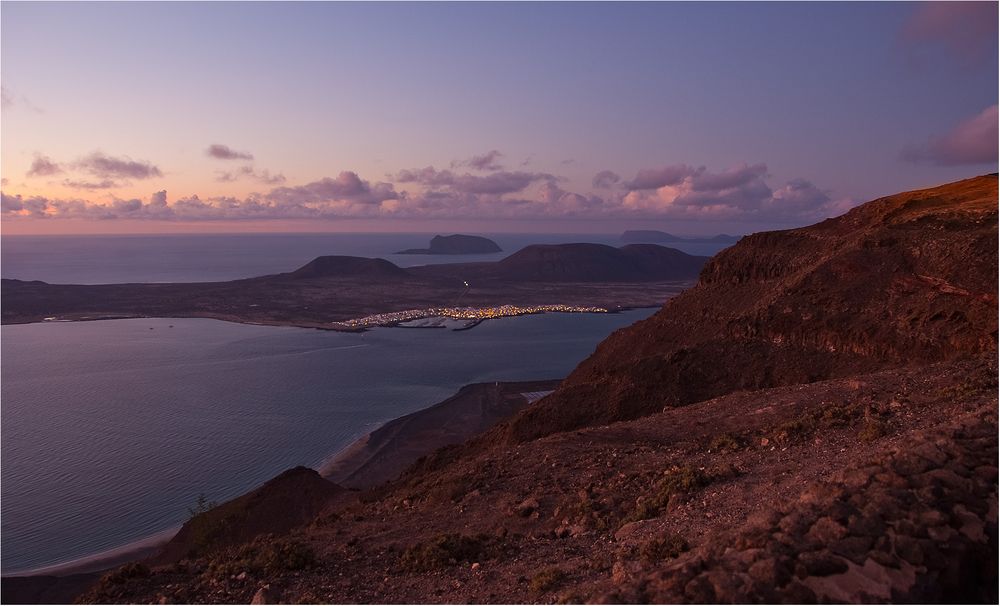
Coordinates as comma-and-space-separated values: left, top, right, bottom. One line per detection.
411, 243, 708, 282
397, 234, 502, 255
289, 256, 409, 279
621, 230, 740, 244
620, 229, 684, 243
492, 243, 706, 282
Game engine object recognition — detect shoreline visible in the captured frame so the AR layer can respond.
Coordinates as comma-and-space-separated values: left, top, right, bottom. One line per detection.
319, 378, 561, 489
2, 376, 566, 580
2, 305, 660, 332
0, 309, 655, 585
2, 526, 179, 579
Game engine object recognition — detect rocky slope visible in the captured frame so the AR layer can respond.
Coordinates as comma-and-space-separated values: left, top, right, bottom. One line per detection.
497, 175, 997, 442
44, 175, 1000, 604
79, 358, 997, 604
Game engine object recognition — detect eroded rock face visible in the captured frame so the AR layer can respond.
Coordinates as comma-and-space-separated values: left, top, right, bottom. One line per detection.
501, 175, 998, 443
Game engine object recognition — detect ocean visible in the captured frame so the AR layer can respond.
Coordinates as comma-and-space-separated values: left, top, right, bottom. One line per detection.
1, 308, 658, 573
0, 232, 725, 574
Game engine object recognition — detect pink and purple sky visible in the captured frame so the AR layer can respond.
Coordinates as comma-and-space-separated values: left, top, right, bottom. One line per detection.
1, 1, 996, 235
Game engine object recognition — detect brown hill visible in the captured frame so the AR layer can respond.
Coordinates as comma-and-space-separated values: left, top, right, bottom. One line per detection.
498, 175, 998, 442
152, 467, 344, 564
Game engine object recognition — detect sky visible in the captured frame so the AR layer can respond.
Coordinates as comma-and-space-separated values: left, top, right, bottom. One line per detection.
1, 1, 997, 235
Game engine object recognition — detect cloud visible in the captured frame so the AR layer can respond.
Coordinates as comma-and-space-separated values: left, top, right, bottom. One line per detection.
620, 163, 851, 221
766, 178, 831, 212
900, 2, 999, 65
901, 105, 998, 166
1, 86, 43, 113
216, 165, 286, 185
592, 170, 621, 189
77, 152, 162, 180
689, 163, 768, 192
395, 166, 555, 195
453, 171, 556, 195
207, 144, 254, 161
624, 164, 702, 190
150, 190, 167, 207
1, 161, 851, 224
62, 179, 119, 190
266, 171, 400, 209
26, 155, 63, 177
453, 150, 504, 171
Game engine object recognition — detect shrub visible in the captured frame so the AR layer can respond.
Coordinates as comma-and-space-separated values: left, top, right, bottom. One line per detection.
709, 432, 744, 452
770, 402, 864, 444
205, 535, 316, 578
530, 567, 567, 592
100, 562, 150, 585
640, 534, 689, 564
622, 466, 714, 524
858, 407, 887, 442
187, 493, 219, 519
399, 533, 496, 572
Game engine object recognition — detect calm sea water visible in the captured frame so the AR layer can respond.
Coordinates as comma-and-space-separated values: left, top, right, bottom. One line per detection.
1, 309, 655, 574
0, 232, 729, 284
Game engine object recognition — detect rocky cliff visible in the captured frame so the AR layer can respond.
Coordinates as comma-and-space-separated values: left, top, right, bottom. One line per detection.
499, 175, 997, 442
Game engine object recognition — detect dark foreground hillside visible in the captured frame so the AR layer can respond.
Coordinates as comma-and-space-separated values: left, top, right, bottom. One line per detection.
22, 175, 997, 604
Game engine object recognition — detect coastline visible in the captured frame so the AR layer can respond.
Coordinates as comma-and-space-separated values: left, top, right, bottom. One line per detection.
3, 377, 562, 584
3, 305, 662, 332
0, 307, 657, 597
3, 526, 178, 578
320, 378, 560, 488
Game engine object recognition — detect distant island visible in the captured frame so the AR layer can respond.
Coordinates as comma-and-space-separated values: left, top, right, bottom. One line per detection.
1, 243, 706, 331
396, 234, 502, 255
621, 229, 740, 244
